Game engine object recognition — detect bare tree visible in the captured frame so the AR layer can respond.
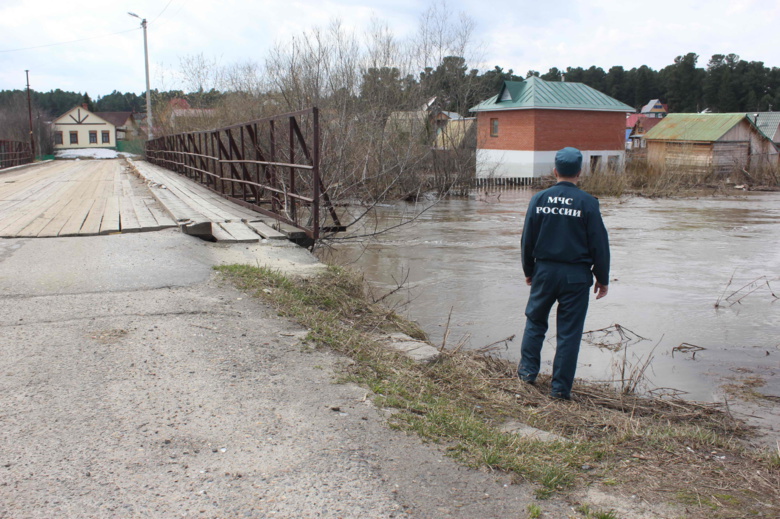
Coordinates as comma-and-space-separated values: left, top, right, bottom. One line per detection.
166, 0, 482, 234
0, 92, 53, 155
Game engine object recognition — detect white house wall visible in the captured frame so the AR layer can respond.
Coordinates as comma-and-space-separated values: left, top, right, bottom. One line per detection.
53, 108, 116, 150
477, 149, 625, 178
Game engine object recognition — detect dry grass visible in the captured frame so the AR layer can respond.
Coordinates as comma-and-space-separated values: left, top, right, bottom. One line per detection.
579, 159, 780, 198
217, 264, 780, 518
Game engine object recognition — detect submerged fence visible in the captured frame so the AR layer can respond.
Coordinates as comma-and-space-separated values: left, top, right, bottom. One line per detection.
145, 107, 343, 240
0, 140, 33, 170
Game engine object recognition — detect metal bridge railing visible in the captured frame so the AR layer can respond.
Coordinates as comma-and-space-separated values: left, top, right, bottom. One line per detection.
145, 107, 343, 241
0, 140, 33, 170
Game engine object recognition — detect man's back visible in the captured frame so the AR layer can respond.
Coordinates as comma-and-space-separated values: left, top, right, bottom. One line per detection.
521, 181, 609, 286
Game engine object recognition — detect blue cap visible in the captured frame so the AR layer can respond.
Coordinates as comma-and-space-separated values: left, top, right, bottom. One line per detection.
555, 147, 583, 177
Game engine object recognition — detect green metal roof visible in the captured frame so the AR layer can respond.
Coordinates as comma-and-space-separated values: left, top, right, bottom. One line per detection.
644, 113, 752, 142
470, 76, 634, 113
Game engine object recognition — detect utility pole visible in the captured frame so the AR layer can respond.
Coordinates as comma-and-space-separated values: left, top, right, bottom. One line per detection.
129, 13, 153, 140
25, 70, 35, 159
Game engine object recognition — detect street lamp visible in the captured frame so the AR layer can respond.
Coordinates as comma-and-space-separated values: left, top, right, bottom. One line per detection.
128, 12, 153, 140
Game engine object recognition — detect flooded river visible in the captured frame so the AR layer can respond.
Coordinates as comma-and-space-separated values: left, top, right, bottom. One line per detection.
331, 190, 780, 403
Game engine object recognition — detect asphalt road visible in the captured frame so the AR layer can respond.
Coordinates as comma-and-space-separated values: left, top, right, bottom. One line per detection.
0, 230, 561, 519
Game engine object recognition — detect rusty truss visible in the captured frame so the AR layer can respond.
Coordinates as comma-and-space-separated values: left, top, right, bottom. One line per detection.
145, 107, 343, 241
0, 140, 33, 170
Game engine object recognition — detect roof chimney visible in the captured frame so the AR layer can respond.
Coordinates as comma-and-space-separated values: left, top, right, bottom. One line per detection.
82, 103, 89, 110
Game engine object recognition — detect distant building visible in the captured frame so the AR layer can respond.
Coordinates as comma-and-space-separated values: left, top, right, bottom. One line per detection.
385, 97, 444, 143
626, 114, 663, 150
433, 118, 476, 150
470, 77, 634, 178
160, 98, 218, 133
644, 113, 779, 173
640, 99, 668, 118
52, 105, 116, 150
748, 112, 780, 146
94, 111, 143, 141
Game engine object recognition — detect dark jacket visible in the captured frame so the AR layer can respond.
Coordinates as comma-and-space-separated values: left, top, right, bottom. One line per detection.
521, 181, 610, 285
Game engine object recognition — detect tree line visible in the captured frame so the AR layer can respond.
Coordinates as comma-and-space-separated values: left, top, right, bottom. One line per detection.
1, 51, 778, 124
528, 52, 780, 113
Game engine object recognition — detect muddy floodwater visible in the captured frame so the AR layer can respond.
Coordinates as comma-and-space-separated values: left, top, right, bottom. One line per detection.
332, 190, 780, 406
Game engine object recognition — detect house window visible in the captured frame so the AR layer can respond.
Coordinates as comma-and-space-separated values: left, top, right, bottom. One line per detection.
102, 131, 110, 144
607, 155, 620, 169
89, 131, 98, 144
54, 132, 63, 145
70, 132, 78, 144
490, 118, 499, 137
590, 155, 602, 171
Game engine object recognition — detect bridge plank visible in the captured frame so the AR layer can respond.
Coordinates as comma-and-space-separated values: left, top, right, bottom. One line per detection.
16, 198, 76, 237
143, 198, 177, 228
118, 196, 141, 232
99, 196, 121, 235
79, 197, 107, 236
245, 221, 287, 240
217, 221, 260, 242
57, 199, 96, 237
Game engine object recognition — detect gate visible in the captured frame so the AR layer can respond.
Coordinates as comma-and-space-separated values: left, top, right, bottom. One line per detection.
0, 140, 33, 170
145, 107, 343, 241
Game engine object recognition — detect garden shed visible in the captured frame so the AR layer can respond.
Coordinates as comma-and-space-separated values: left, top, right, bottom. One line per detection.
644, 113, 779, 173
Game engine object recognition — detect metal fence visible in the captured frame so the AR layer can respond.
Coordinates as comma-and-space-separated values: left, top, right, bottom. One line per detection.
0, 140, 33, 170
145, 107, 343, 240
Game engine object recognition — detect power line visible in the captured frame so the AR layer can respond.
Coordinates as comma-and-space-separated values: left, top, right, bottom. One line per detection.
0, 27, 140, 53
150, 0, 176, 24
153, 0, 188, 28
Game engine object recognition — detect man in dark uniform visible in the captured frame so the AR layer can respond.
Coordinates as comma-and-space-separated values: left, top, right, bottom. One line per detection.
517, 147, 610, 400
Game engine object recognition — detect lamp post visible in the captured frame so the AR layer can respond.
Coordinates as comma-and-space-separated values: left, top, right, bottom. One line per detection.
25, 70, 35, 159
128, 12, 153, 140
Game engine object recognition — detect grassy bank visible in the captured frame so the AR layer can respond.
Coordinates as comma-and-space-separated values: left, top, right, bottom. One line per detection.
216, 264, 779, 518
578, 161, 780, 198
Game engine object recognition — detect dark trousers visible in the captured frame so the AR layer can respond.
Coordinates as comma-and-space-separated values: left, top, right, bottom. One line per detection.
517, 261, 592, 396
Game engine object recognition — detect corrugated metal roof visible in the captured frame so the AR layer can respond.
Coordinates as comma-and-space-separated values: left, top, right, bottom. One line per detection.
644, 113, 748, 142
748, 112, 780, 141
470, 77, 634, 113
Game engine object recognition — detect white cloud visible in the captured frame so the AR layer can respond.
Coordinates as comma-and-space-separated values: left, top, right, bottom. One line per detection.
0, 0, 778, 97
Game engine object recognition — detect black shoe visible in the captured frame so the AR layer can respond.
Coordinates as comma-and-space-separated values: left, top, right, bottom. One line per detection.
550, 391, 571, 401
517, 373, 536, 385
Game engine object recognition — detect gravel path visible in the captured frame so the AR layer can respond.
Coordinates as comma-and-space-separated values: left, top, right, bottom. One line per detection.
0, 232, 566, 519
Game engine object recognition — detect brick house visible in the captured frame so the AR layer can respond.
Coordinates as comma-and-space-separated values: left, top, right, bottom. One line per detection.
470, 77, 634, 178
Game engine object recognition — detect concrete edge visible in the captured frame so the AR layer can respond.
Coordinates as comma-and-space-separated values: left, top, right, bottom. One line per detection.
380, 332, 441, 364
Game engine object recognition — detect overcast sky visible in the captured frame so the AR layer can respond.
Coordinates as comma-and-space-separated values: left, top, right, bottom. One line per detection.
1, 0, 778, 98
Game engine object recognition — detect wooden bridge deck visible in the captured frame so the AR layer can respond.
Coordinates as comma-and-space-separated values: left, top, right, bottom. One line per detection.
0, 159, 296, 242
0, 160, 176, 238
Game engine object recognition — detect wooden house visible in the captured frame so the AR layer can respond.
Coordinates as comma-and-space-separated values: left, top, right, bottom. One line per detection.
640, 99, 668, 119
53, 105, 116, 150
626, 114, 663, 150
644, 113, 779, 173
470, 77, 634, 178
